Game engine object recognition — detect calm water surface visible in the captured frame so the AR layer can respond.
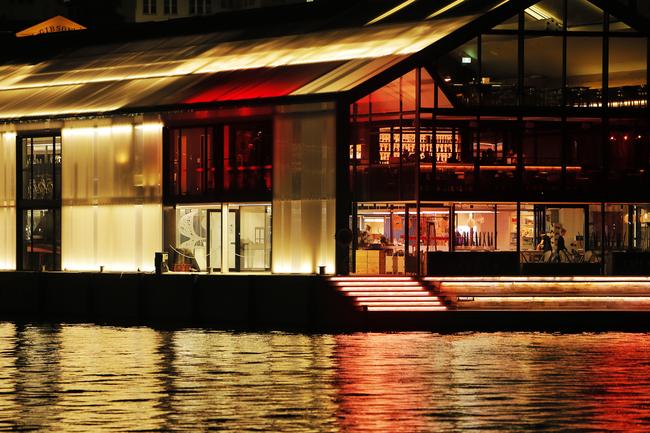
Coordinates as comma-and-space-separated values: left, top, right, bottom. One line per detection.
0, 324, 649, 432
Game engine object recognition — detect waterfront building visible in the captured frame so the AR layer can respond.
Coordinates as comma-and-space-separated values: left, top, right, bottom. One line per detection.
0, 0, 647, 277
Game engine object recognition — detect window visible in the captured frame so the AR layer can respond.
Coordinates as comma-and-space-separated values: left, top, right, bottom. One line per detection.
609, 37, 647, 108
524, 0, 563, 32
453, 204, 496, 251
566, 37, 602, 107
18, 134, 62, 271
224, 123, 272, 195
190, 0, 210, 15
143, 0, 156, 14
481, 34, 518, 106
21, 135, 61, 201
524, 36, 563, 106
168, 122, 272, 199
164, 0, 177, 14
438, 37, 479, 107
170, 127, 214, 196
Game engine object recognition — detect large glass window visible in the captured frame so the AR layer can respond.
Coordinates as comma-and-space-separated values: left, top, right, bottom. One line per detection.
609, 37, 647, 108
437, 37, 479, 107
354, 203, 407, 274
520, 204, 587, 263
481, 35, 518, 106
171, 127, 214, 196
567, 37, 602, 107
224, 123, 272, 195
350, 70, 421, 202
524, 36, 563, 106
21, 136, 61, 201
453, 204, 496, 250
567, 0, 603, 32
565, 118, 603, 194
522, 119, 563, 193
477, 119, 519, 194
431, 118, 475, 196
524, 1, 563, 31
606, 118, 650, 189
169, 121, 271, 200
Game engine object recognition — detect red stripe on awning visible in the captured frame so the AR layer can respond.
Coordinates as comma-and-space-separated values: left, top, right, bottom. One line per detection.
183, 62, 343, 103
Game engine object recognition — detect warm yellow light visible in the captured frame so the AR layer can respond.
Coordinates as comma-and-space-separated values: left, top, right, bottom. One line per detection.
366, 0, 418, 26
473, 296, 650, 303
427, 0, 464, 19
135, 123, 163, 132
62, 204, 162, 272
0, 17, 474, 92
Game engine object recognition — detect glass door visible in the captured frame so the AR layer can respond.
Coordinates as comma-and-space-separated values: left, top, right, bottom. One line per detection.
227, 208, 238, 271
207, 210, 222, 272
22, 209, 60, 271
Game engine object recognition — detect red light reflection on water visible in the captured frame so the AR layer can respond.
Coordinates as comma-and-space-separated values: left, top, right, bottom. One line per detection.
582, 338, 650, 433
333, 334, 433, 433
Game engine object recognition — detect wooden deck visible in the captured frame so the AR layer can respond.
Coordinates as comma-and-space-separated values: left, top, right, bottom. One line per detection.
425, 277, 650, 311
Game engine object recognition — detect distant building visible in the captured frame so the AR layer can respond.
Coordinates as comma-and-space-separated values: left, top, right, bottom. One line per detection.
124, 0, 309, 23
0, 0, 311, 30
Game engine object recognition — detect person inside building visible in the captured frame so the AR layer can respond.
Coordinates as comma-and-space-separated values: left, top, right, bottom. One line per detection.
557, 228, 570, 262
537, 233, 552, 252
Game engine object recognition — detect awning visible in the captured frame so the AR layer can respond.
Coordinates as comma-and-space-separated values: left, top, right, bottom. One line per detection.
0, 14, 475, 120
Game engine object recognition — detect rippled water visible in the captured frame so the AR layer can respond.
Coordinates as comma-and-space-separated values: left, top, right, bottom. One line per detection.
0, 324, 649, 432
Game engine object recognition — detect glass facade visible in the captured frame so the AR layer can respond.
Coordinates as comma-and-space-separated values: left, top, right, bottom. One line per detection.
437, 2, 647, 110
348, 3, 649, 275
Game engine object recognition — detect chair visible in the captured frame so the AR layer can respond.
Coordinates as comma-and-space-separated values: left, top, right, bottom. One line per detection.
558, 249, 571, 263
584, 251, 594, 263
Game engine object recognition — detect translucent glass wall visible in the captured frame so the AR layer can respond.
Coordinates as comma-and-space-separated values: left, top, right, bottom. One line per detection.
61, 119, 163, 271
0, 132, 16, 269
273, 104, 336, 274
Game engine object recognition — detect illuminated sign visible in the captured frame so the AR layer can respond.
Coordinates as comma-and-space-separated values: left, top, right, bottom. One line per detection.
16, 16, 86, 38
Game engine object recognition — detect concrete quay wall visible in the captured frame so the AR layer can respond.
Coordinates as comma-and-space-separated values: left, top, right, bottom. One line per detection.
0, 272, 360, 330
2, 272, 650, 331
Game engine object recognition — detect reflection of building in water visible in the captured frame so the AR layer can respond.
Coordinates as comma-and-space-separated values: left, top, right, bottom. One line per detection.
11, 325, 63, 431
0, 0, 647, 279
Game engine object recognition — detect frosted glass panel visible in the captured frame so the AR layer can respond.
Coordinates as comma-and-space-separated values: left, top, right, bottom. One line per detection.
0, 132, 16, 205
61, 119, 163, 272
62, 204, 162, 272
61, 120, 162, 204
273, 104, 336, 274
0, 207, 16, 270
0, 132, 16, 269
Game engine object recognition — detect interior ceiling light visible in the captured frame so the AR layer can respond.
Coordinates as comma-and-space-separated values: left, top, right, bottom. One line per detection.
525, 5, 554, 21
366, 0, 418, 26
427, 0, 464, 19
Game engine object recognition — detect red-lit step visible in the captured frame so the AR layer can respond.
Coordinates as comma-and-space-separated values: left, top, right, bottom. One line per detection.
330, 276, 447, 312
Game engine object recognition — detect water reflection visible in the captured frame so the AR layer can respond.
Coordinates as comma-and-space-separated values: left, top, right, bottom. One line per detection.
0, 324, 649, 432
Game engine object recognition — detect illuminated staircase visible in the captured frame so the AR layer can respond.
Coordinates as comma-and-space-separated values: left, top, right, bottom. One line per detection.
330, 276, 447, 312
